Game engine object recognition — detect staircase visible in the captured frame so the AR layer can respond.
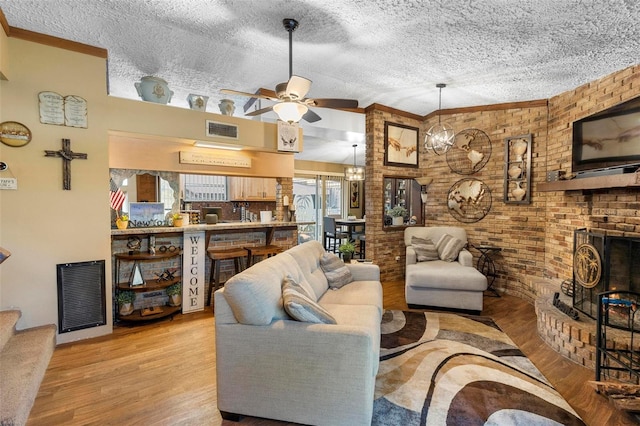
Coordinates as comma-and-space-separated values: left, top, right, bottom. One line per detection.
0, 310, 56, 426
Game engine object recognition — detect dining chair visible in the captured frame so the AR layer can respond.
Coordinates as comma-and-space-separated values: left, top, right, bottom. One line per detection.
323, 216, 348, 253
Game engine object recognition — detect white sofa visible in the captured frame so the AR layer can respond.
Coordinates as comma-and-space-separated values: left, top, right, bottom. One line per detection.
214, 240, 382, 426
404, 226, 487, 313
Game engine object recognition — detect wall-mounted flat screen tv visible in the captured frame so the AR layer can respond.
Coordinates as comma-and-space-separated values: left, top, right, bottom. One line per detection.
572, 96, 640, 173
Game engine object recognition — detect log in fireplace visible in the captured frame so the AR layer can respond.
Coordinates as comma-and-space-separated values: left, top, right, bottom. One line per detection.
573, 228, 640, 320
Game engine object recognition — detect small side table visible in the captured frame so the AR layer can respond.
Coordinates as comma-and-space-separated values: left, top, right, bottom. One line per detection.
474, 245, 501, 297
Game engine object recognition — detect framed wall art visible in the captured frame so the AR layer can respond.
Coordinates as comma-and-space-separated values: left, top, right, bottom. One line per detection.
384, 122, 419, 168
349, 181, 360, 208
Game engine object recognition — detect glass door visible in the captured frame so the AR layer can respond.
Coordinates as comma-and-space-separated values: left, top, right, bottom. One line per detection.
293, 175, 345, 243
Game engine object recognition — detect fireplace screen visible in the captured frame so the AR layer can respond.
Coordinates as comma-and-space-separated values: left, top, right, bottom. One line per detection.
573, 229, 640, 320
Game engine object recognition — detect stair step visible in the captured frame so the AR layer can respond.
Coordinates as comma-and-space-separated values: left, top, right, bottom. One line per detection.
0, 324, 56, 426
0, 310, 21, 353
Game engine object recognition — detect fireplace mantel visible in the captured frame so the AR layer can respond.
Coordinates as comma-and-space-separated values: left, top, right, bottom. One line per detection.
538, 172, 640, 192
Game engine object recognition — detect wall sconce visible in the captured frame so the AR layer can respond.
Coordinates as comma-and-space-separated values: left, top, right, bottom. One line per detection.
415, 177, 433, 202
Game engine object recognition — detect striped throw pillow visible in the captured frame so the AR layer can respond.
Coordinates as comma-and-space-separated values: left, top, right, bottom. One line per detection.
411, 236, 439, 262
319, 252, 353, 289
282, 277, 337, 324
436, 233, 465, 262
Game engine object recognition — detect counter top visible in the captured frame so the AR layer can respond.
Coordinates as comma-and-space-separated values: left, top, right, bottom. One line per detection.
111, 221, 313, 236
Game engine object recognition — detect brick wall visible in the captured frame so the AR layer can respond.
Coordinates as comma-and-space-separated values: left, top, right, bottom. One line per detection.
544, 64, 640, 282
365, 64, 640, 297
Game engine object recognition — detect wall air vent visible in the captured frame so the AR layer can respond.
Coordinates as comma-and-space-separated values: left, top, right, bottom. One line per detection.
206, 120, 238, 139
57, 260, 106, 333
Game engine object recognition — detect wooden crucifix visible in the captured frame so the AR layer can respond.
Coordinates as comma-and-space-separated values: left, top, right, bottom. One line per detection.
44, 138, 88, 190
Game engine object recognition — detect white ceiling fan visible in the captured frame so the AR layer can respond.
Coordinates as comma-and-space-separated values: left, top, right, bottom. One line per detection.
221, 18, 359, 123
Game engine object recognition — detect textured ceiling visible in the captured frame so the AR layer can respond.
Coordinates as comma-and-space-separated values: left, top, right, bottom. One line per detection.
2, 0, 639, 165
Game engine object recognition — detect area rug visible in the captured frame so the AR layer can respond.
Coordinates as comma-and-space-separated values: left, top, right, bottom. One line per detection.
373, 310, 586, 425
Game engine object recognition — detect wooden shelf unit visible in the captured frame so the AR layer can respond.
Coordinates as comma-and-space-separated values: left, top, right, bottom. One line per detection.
538, 172, 640, 192
114, 250, 182, 323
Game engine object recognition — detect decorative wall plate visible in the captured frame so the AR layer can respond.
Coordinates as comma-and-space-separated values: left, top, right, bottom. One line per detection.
446, 128, 491, 175
573, 243, 601, 288
0, 121, 32, 147
447, 178, 492, 223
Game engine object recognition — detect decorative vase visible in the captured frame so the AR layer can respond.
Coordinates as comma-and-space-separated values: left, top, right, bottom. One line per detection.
508, 165, 523, 179
342, 252, 353, 263
173, 218, 184, 227
512, 181, 526, 201
168, 294, 181, 307
134, 76, 174, 104
218, 99, 235, 116
392, 216, 404, 226
512, 139, 528, 161
116, 219, 128, 230
119, 302, 134, 316
187, 94, 209, 111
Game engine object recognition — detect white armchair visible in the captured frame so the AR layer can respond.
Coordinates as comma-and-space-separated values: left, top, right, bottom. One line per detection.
404, 226, 487, 313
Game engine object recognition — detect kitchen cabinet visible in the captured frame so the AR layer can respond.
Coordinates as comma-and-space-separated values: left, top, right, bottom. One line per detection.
229, 177, 277, 201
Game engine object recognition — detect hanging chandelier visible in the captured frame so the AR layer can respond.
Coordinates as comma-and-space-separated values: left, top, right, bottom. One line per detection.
344, 144, 365, 181
424, 83, 455, 155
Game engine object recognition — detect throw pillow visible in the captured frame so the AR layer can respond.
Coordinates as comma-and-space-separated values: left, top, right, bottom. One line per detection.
436, 233, 466, 262
411, 236, 439, 262
282, 279, 337, 324
319, 252, 353, 289
282, 274, 315, 300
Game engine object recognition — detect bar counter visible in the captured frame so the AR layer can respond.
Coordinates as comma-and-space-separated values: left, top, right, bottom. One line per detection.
111, 220, 313, 236
111, 221, 313, 313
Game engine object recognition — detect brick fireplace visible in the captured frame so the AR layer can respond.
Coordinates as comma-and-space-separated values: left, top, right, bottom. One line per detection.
573, 229, 640, 320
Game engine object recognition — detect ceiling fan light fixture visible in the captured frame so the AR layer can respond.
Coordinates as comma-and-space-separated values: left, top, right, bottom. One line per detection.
344, 144, 365, 181
273, 101, 308, 123
424, 83, 455, 155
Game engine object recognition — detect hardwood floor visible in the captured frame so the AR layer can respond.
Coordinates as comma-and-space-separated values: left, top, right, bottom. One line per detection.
27, 281, 637, 425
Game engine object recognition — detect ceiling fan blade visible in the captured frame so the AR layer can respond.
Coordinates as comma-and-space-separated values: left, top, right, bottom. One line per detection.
220, 89, 279, 102
308, 98, 359, 109
245, 105, 274, 117
286, 75, 312, 100
302, 109, 322, 123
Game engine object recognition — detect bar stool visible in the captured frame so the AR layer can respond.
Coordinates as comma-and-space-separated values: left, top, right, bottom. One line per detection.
245, 244, 283, 267
207, 247, 248, 305
357, 234, 366, 259
323, 216, 348, 253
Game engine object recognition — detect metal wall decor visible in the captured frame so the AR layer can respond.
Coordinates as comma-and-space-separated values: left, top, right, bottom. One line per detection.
446, 128, 492, 175
446, 178, 492, 223
504, 134, 532, 204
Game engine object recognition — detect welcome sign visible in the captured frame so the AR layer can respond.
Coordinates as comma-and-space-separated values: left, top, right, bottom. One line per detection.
182, 230, 205, 313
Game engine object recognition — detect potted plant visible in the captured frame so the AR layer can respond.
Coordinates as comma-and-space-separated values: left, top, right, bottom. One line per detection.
339, 241, 356, 263
172, 213, 184, 227
388, 205, 407, 226
165, 283, 182, 307
116, 214, 129, 230
116, 290, 136, 316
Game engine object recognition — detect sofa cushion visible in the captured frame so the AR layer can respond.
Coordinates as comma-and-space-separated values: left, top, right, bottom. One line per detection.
318, 280, 383, 317
411, 236, 439, 262
282, 277, 337, 324
285, 241, 330, 300
436, 233, 465, 262
406, 262, 487, 291
320, 252, 353, 289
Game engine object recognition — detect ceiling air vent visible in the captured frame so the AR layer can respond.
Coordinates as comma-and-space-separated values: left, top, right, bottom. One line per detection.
206, 120, 238, 139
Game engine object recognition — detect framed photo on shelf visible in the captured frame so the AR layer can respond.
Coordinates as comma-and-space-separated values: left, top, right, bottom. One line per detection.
349, 181, 360, 208
384, 122, 419, 168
